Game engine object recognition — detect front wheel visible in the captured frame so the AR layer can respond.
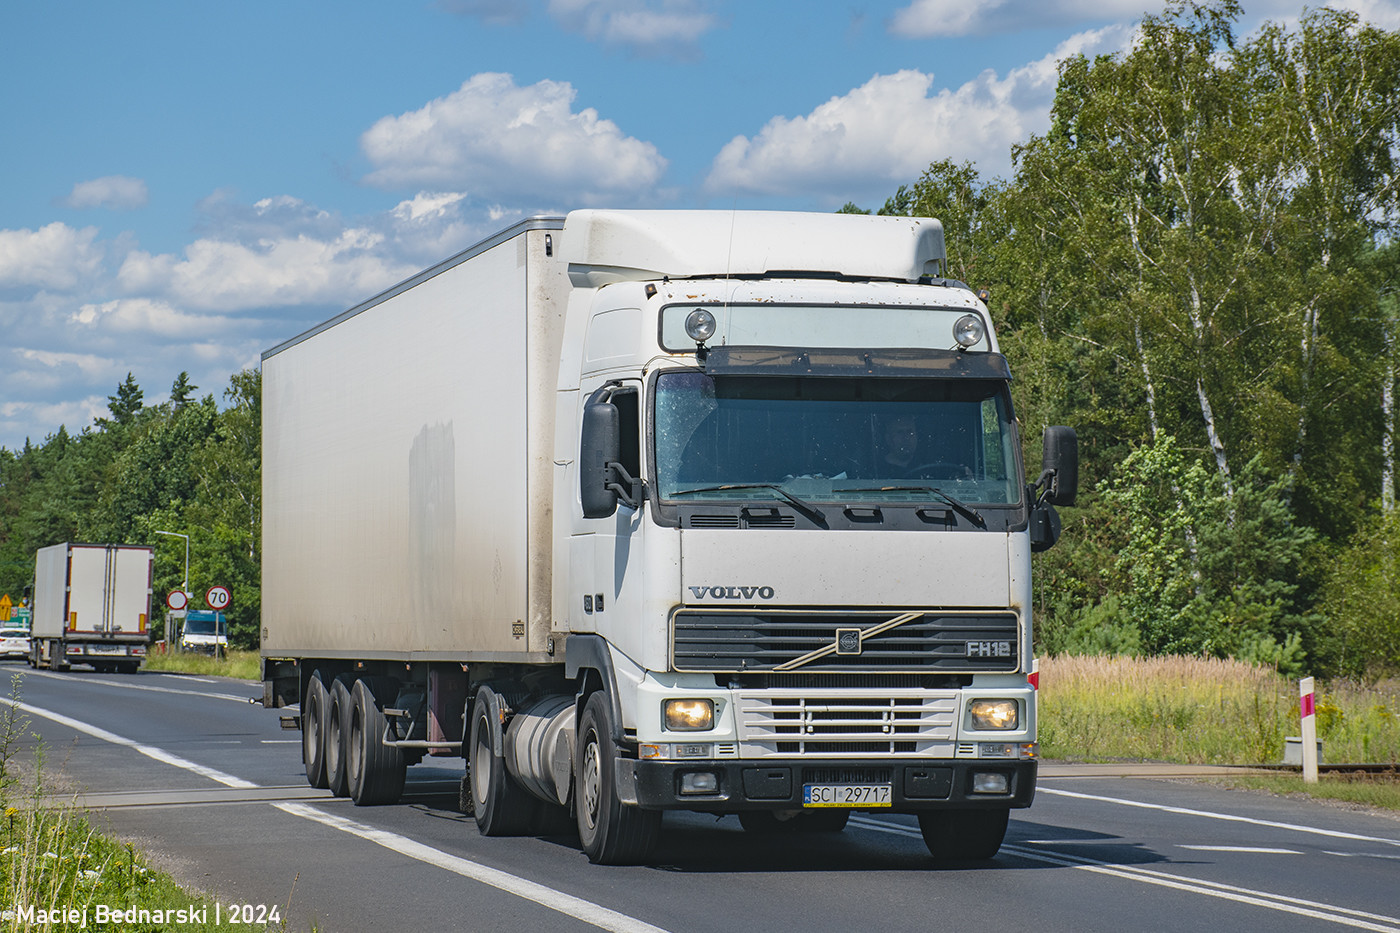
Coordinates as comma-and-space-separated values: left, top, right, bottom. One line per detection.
917, 808, 1009, 860
576, 692, 660, 865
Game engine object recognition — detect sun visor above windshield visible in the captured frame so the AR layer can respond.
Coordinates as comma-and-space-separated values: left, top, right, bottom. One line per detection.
563, 210, 946, 285
701, 346, 1012, 379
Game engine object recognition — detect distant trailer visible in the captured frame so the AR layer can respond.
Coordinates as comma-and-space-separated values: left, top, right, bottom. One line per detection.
30, 543, 153, 673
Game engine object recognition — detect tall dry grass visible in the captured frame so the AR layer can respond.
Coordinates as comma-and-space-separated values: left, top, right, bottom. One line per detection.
1038, 655, 1400, 765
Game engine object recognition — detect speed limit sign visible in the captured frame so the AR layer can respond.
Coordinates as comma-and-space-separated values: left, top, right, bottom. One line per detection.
205, 586, 231, 610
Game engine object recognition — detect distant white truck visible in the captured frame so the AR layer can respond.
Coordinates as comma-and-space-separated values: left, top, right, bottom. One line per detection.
29, 543, 153, 673
261, 210, 1077, 864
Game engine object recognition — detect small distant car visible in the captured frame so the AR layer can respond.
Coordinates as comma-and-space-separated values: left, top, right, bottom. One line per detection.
0, 619, 31, 659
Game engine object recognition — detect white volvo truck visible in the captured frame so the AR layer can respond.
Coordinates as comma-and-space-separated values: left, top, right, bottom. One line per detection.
260, 210, 1077, 864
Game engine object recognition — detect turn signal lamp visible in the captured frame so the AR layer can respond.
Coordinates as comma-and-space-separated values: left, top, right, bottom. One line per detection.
663, 698, 714, 731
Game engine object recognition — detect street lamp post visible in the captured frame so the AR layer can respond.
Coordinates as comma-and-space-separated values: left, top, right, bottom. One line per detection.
154, 530, 189, 649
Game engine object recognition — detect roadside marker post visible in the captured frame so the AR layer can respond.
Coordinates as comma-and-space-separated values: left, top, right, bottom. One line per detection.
1299, 676, 1318, 784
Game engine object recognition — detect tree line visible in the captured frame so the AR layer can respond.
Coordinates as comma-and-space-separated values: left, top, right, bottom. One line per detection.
844, 0, 1400, 678
0, 370, 261, 647
3, 1, 1398, 677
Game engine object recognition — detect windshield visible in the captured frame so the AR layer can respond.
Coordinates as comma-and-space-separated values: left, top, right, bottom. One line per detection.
184, 615, 225, 636
654, 372, 1021, 506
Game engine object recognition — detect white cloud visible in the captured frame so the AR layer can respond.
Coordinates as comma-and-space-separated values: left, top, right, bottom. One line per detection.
69, 298, 240, 339
547, 0, 717, 47
705, 26, 1130, 201
359, 72, 667, 203
62, 175, 149, 211
391, 191, 469, 224
17, 348, 114, 378
0, 223, 105, 290
117, 229, 415, 313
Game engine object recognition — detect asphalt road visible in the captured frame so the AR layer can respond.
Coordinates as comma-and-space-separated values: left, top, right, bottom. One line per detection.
4, 662, 1399, 933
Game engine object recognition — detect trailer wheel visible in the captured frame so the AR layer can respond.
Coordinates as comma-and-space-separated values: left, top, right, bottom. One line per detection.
325, 676, 355, 798
576, 692, 660, 865
917, 808, 1008, 860
738, 810, 849, 833
302, 671, 331, 789
348, 678, 406, 806
468, 690, 537, 835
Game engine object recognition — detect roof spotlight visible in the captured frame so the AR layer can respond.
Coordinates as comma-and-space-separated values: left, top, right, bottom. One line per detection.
953, 313, 985, 350
685, 308, 717, 344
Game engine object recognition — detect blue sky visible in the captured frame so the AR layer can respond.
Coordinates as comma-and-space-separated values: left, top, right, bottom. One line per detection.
3, 0, 1398, 452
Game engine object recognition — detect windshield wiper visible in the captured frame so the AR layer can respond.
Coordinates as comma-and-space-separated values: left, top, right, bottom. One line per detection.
671, 483, 827, 525
843, 486, 986, 527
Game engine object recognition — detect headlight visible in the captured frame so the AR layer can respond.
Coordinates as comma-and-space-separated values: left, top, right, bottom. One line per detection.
969, 699, 1019, 731
663, 698, 714, 731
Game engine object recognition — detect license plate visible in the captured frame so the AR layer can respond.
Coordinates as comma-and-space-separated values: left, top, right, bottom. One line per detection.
88, 646, 126, 656
802, 783, 892, 808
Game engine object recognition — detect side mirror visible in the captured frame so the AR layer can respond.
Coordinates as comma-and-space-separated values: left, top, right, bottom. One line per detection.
580, 398, 621, 519
1029, 503, 1062, 552
1041, 426, 1078, 507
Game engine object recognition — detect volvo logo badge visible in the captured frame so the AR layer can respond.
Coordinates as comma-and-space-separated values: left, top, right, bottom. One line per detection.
835, 628, 862, 655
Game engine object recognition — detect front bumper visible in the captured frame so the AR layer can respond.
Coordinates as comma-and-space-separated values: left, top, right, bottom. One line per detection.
624, 757, 1036, 812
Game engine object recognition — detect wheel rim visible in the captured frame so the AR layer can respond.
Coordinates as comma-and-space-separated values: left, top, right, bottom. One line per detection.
580, 732, 602, 832
473, 720, 491, 808
349, 703, 363, 781
304, 690, 321, 762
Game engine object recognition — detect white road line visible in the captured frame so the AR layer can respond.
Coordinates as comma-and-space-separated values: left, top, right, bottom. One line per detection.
10, 696, 672, 933
275, 803, 672, 933
851, 817, 1400, 932
23, 668, 252, 704
260, 740, 300, 744
1179, 845, 1301, 854
7, 699, 256, 789
1038, 786, 1400, 848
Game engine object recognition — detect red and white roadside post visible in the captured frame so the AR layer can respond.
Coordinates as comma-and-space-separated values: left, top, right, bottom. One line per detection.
1299, 676, 1319, 784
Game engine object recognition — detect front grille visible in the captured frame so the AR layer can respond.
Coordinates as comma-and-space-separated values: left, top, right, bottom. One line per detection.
737, 691, 957, 757
674, 609, 1019, 673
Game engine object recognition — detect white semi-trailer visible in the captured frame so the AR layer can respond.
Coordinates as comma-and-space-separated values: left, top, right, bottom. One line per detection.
30, 543, 154, 673
260, 210, 1077, 864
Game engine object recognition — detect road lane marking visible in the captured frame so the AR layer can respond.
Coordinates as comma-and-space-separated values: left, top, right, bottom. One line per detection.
275, 803, 672, 933
1038, 786, 1400, 848
851, 816, 1400, 932
6, 699, 256, 789
1179, 845, 1301, 854
23, 668, 253, 704
8, 696, 672, 933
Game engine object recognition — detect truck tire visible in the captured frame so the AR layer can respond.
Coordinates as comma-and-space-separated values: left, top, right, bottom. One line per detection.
917, 808, 1009, 860
738, 809, 849, 834
325, 676, 355, 798
302, 671, 331, 789
348, 678, 406, 806
468, 690, 537, 836
576, 692, 660, 865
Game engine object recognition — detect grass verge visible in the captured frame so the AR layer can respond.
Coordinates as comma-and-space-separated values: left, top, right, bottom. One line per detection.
1, 675, 292, 931
1039, 654, 1400, 811
141, 648, 260, 681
